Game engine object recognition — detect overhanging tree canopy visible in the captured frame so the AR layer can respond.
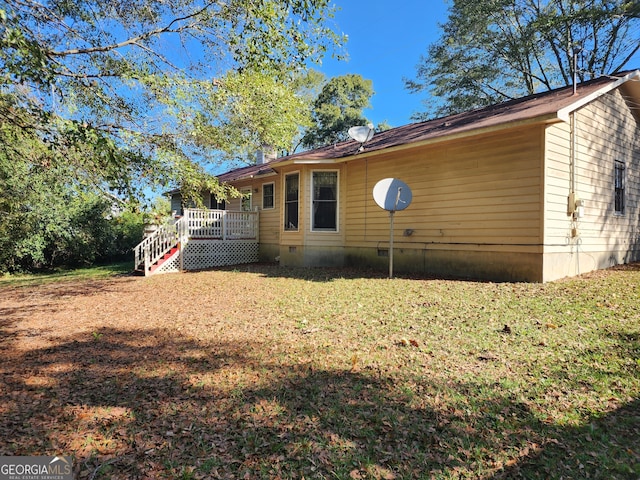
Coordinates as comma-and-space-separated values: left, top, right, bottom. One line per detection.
301, 73, 374, 149
407, 0, 640, 119
0, 0, 342, 201
0, 0, 342, 272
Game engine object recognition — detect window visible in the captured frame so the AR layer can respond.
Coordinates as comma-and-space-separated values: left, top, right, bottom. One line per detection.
171, 194, 183, 216
284, 173, 299, 230
211, 197, 226, 210
615, 161, 625, 214
263, 182, 274, 209
312, 171, 338, 231
241, 188, 252, 212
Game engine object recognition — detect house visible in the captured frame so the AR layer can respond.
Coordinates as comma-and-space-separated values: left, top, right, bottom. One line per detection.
153, 71, 640, 282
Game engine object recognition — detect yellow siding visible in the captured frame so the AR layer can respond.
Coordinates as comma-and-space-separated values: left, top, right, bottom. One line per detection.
221, 176, 280, 260
544, 90, 640, 280
258, 178, 280, 247
218, 86, 639, 281
344, 126, 543, 254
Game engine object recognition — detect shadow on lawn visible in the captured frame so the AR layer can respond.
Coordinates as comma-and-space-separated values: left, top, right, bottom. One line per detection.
228, 260, 640, 282
208, 263, 389, 282
492, 398, 640, 479
0, 277, 138, 355
1, 327, 638, 479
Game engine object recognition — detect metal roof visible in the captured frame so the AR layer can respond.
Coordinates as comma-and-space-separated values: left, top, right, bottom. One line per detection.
218, 70, 640, 181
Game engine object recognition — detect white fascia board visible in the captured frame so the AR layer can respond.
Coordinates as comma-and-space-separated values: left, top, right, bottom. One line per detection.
292, 159, 339, 165
557, 70, 640, 122
252, 171, 278, 178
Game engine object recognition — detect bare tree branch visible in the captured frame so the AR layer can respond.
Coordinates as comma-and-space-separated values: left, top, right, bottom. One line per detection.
48, 2, 217, 57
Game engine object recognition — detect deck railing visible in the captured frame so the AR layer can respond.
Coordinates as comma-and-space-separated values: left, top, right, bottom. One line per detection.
134, 218, 183, 273
184, 208, 259, 240
134, 209, 259, 274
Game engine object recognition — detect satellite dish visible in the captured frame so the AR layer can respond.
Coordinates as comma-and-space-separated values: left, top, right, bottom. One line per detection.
372, 178, 413, 279
373, 178, 413, 212
348, 123, 375, 144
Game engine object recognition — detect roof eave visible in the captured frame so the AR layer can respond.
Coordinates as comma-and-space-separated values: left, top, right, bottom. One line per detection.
557, 70, 640, 122
267, 154, 343, 169
292, 158, 340, 165
219, 169, 278, 183
356, 114, 564, 161
272, 113, 562, 166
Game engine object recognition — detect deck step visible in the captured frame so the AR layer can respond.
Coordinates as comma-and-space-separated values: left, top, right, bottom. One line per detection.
149, 246, 179, 274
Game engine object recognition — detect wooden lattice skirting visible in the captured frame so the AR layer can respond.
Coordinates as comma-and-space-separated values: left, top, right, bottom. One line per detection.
154, 239, 259, 274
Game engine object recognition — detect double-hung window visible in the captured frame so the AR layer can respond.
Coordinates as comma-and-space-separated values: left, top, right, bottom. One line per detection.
263, 182, 274, 209
284, 173, 299, 230
615, 161, 625, 214
312, 171, 338, 231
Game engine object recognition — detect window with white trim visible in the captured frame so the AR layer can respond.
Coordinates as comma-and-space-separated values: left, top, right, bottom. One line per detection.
263, 182, 274, 209
615, 160, 625, 214
312, 171, 338, 231
284, 173, 299, 230
241, 188, 252, 212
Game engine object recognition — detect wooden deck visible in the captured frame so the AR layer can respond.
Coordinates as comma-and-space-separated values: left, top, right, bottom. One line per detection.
134, 209, 259, 275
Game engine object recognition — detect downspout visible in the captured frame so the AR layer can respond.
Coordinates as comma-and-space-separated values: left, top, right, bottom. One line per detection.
569, 111, 576, 207
568, 110, 582, 275
567, 44, 582, 274
568, 45, 582, 239
364, 158, 368, 239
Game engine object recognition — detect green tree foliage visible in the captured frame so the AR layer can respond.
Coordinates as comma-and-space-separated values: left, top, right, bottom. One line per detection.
0, 113, 146, 271
0, 0, 341, 195
407, 0, 640, 119
301, 73, 374, 148
192, 70, 312, 162
0, 0, 341, 270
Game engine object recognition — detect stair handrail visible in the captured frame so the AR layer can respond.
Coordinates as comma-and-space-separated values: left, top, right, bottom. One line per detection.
134, 220, 182, 274
134, 210, 259, 274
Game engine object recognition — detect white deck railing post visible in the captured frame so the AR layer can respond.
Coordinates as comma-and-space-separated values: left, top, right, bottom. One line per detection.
255, 208, 260, 242
222, 211, 227, 240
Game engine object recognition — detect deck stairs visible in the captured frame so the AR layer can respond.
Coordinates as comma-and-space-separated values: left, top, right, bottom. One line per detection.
134, 218, 185, 276
134, 208, 259, 276
148, 245, 180, 274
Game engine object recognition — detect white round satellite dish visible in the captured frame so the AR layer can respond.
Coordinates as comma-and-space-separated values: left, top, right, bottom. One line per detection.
348, 125, 374, 144
373, 178, 413, 212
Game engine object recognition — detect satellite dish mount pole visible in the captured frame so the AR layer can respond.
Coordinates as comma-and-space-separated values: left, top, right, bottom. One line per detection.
388, 187, 403, 279
389, 210, 395, 279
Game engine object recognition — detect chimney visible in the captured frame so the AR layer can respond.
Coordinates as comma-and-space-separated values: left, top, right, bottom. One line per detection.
256, 145, 277, 164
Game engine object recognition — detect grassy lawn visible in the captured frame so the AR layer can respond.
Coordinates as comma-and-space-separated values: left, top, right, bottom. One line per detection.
0, 261, 132, 288
0, 263, 639, 479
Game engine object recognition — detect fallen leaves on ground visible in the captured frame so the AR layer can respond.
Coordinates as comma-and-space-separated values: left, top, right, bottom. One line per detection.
1, 263, 639, 479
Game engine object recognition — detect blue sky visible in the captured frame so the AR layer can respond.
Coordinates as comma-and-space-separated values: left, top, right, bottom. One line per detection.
317, 0, 640, 129
318, 1, 450, 128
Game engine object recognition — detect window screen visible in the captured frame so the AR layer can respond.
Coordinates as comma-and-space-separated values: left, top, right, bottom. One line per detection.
284, 173, 299, 230
312, 171, 337, 231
